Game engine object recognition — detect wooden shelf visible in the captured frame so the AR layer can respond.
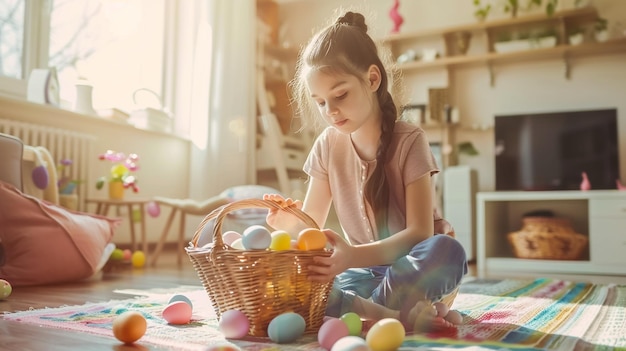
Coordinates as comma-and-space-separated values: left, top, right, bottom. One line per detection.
383, 6, 598, 43
395, 37, 626, 72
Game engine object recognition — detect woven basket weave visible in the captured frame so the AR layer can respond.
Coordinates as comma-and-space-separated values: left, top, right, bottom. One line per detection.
186, 199, 333, 337
507, 216, 588, 260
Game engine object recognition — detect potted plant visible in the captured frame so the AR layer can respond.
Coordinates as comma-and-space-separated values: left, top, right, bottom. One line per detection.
568, 27, 585, 45
594, 17, 609, 42
473, 0, 492, 22
56, 158, 83, 210
95, 150, 140, 199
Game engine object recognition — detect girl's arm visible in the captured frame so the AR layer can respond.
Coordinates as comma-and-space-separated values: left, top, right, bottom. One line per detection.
310, 173, 434, 281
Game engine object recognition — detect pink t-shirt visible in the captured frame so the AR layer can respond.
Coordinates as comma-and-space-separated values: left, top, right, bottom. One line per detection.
304, 121, 439, 244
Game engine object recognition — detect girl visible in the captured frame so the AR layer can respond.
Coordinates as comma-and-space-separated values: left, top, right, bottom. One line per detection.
264, 11, 467, 333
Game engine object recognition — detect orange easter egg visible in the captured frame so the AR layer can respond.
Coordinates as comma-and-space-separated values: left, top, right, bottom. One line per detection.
112, 311, 147, 344
297, 228, 327, 251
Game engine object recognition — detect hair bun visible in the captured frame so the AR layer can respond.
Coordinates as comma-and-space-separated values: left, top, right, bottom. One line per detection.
336, 11, 367, 33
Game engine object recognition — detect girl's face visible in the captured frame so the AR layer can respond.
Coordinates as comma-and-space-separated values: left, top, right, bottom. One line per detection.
306, 67, 380, 134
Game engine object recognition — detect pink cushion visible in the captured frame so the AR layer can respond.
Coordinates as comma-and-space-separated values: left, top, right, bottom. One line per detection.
0, 181, 119, 286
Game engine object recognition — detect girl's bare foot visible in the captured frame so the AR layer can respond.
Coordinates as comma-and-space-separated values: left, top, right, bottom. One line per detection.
402, 301, 461, 333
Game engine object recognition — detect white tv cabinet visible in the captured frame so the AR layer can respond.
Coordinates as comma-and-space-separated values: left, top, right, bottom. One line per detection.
476, 190, 626, 276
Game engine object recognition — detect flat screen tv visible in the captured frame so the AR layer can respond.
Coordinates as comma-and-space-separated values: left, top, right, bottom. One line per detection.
495, 109, 619, 191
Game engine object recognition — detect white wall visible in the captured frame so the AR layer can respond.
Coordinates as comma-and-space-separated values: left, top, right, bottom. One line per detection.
277, 0, 626, 192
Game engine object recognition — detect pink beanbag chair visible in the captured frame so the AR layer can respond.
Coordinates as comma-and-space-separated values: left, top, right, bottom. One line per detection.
0, 181, 119, 286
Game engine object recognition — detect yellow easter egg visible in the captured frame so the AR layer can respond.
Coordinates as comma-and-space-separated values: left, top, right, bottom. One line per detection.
365, 318, 404, 351
270, 230, 292, 251
297, 228, 327, 251
131, 250, 146, 268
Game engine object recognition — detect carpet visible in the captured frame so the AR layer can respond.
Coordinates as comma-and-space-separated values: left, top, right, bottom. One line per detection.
2, 278, 625, 350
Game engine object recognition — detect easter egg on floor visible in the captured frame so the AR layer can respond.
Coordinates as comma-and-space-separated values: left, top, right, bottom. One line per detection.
169, 294, 193, 309
112, 311, 147, 344
242, 225, 271, 250
162, 301, 193, 325
340, 312, 363, 336
318, 318, 350, 350
297, 228, 327, 250
0, 279, 12, 299
267, 312, 306, 343
218, 310, 250, 339
331, 336, 371, 351
365, 318, 404, 351
131, 250, 146, 268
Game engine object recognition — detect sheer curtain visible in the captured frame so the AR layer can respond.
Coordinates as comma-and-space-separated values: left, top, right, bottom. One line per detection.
185, 0, 257, 199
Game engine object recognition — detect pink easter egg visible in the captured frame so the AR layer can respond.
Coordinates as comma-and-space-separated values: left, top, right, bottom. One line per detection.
147, 201, 160, 217
318, 318, 350, 350
162, 301, 193, 325
222, 231, 242, 246
219, 310, 250, 339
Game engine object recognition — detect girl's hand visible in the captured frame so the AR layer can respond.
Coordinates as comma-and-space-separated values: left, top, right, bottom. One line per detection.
308, 229, 353, 283
263, 194, 303, 234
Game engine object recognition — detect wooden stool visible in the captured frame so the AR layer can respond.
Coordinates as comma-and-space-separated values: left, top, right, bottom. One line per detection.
150, 195, 230, 267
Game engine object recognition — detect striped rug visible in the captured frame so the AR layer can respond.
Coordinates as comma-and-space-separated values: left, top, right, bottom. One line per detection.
2, 278, 625, 350
408, 278, 626, 350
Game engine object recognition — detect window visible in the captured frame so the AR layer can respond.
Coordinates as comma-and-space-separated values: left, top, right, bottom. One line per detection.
0, 0, 167, 114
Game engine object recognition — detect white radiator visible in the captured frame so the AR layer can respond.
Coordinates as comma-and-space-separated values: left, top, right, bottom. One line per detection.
0, 118, 94, 210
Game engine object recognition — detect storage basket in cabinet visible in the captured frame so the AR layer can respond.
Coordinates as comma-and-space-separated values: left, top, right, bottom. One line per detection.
507, 216, 588, 260
186, 199, 333, 337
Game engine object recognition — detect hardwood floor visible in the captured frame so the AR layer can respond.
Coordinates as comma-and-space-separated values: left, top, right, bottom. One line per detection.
1, 248, 625, 351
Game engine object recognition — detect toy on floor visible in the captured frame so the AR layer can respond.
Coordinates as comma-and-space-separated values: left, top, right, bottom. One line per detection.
112, 311, 147, 344
104, 248, 145, 271
0, 279, 11, 299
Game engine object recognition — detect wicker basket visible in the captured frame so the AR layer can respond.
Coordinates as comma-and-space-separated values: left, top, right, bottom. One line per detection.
507, 216, 588, 260
186, 199, 333, 337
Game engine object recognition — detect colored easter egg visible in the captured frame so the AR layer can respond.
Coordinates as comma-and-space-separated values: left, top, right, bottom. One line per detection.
147, 201, 160, 217
219, 310, 250, 339
110, 248, 124, 261
340, 312, 363, 336
230, 238, 245, 250
169, 294, 193, 309
203, 344, 241, 351
331, 336, 371, 351
318, 317, 350, 350
112, 311, 147, 344
131, 250, 146, 268
297, 228, 327, 250
270, 230, 292, 251
365, 318, 404, 351
267, 312, 306, 343
122, 249, 132, 261
0, 279, 12, 300
222, 231, 242, 246
242, 225, 271, 250
31, 165, 49, 189
162, 301, 193, 325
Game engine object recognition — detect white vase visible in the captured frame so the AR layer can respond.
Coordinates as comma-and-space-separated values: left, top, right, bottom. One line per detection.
74, 83, 97, 116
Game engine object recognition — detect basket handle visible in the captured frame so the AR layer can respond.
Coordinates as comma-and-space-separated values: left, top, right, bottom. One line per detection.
190, 198, 319, 249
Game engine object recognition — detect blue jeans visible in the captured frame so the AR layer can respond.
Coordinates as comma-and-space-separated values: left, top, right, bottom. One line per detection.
325, 234, 468, 317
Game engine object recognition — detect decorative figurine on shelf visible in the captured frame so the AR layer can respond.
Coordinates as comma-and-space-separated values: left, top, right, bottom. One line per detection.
389, 0, 404, 34
580, 171, 591, 191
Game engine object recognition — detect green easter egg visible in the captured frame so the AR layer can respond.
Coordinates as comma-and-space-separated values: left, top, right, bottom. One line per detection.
340, 312, 363, 336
